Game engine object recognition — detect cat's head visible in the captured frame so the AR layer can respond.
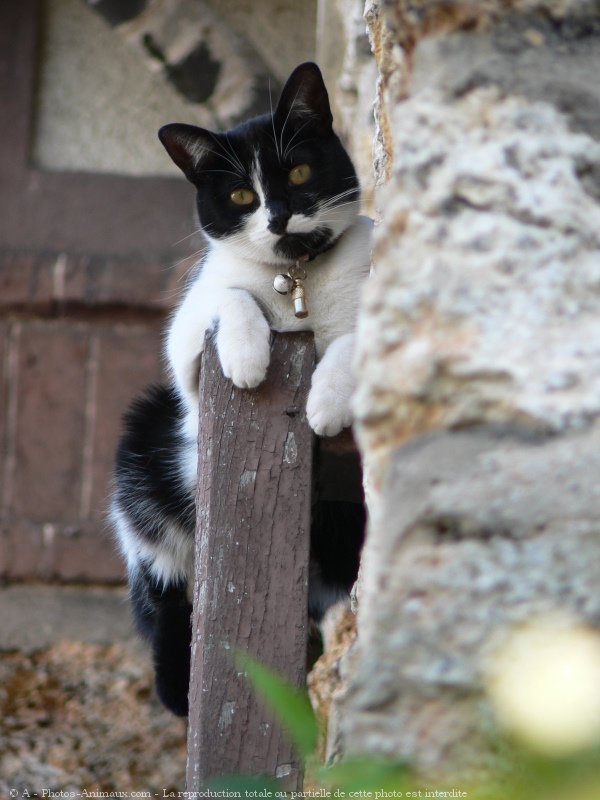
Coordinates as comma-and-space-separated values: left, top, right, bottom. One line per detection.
158, 62, 360, 266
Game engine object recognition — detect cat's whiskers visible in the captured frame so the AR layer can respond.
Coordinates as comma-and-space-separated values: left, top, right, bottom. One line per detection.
171, 228, 203, 247
279, 87, 303, 158
306, 190, 359, 215
174, 258, 204, 288
319, 190, 360, 207
318, 199, 361, 215
238, 233, 276, 254
201, 169, 247, 178
283, 122, 311, 160
226, 228, 268, 250
318, 209, 361, 228
224, 133, 246, 175
284, 139, 313, 160
168, 238, 210, 274
226, 227, 296, 265
207, 133, 246, 177
318, 187, 361, 205
268, 80, 282, 163
312, 186, 359, 204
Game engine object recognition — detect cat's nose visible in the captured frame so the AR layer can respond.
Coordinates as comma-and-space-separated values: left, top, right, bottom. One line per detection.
267, 208, 290, 235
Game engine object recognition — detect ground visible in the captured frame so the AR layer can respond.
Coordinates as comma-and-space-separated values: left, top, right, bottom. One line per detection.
0, 584, 187, 795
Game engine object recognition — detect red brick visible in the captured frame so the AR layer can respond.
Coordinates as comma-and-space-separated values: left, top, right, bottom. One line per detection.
0, 322, 8, 513
0, 520, 125, 582
0, 252, 187, 311
88, 246, 206, 310
0, 253, 54, 310
11, 322, 88, 521
87, 324, 165, 522
70, 256, 186, 310
59, 253, 87, 305
63, 255, 170, 309
92, 258, 165, 307
1, 322, 21, 532
0, 520, 54, 580
52, 523, 126, 582
3, 319, 167, 581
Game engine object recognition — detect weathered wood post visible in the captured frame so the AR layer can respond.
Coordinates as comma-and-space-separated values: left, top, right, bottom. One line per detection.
186, 332, 315, 791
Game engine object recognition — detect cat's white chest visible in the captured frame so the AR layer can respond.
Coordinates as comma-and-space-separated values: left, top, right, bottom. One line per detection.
201, 215, 372, 352
166, 215, 372, 430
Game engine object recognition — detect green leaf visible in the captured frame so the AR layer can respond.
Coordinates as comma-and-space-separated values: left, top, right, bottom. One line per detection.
236, 651, 318, 759
319, 756, 410, 792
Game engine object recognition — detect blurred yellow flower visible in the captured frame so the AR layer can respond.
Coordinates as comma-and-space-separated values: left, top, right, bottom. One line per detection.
484, 616, 600, 756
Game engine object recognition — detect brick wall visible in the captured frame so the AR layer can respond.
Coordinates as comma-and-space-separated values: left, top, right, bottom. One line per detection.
0, 251, 194, 582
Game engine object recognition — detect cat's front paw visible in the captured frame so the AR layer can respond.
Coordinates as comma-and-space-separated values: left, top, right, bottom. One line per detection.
221, 349, 270, 389
217, 320, 271, 389
306, 383, 353, 437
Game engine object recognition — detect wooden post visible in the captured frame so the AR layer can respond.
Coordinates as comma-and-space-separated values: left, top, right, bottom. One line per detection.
186, 332, 315, 791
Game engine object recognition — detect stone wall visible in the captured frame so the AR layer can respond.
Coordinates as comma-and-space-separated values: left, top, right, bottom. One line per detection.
317, 0, 379, 209
317, 0, 600, 779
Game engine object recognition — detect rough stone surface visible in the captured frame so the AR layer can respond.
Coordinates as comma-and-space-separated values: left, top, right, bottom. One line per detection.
354, 83, 600, 489
412, 21, 600, 142
334, 427, 600, 773
312, 0, 600, 779
308, 604, 357, 760
318, 0, 379, 210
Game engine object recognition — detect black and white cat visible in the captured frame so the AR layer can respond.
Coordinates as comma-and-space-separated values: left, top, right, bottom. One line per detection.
110, 63, 372, 716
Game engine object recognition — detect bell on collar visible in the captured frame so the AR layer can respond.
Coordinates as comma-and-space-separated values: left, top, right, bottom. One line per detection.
272, 258, 309, 318
273, 273, 294, 294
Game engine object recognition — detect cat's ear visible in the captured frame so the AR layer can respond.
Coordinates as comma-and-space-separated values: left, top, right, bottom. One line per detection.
158, 123, 215, 180
274, 62, 333, 135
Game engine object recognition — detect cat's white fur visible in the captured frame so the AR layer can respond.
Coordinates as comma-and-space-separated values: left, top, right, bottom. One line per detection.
167, 210, 373, 442
114, 167, 372, 589
113, 503, 195, 588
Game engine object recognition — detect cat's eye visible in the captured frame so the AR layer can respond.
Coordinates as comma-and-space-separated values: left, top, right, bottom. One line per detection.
288, 164, 312, 186
230, 188, 255, 206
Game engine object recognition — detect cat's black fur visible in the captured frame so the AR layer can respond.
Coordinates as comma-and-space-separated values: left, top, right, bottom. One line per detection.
115, 385, 364, 716
157, 64, 359, 262
111, 63, 367, 717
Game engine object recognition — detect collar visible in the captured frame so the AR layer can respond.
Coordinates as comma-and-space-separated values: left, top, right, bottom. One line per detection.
302, 231, 344, 263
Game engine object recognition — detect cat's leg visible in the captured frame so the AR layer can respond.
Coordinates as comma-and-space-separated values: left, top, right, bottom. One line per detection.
215, 288, 271, 389
112, 385, 196, 716
113, 506, 194, 717
166, 282, 216, 410
168, 281, 271, 408
130, 565, 192, 717
307, 332, 356, 437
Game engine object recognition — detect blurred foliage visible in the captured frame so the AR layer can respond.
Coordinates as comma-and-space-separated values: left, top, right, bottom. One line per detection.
235, 651, 319, 760
207, 653, 600, 799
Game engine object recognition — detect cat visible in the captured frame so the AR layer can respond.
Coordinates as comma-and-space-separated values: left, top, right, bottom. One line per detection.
110, 62, 372, 716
